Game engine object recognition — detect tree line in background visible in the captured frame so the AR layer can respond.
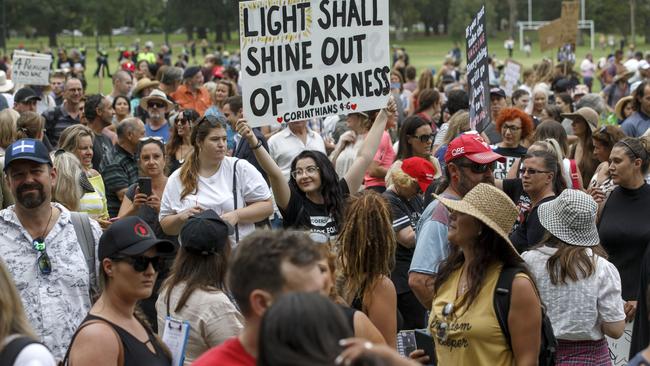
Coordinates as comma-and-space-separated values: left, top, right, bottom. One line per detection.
2, 0, 649, 48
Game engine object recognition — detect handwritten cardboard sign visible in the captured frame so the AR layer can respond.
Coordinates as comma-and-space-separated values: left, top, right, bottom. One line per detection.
12, 50, 52, 86
465, 5, 490, 131
239, 0, 391, 127
502, 60, 522, 97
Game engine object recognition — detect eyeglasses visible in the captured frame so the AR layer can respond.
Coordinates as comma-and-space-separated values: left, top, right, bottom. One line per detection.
33, 238, 52, 275
291, 165, 320, 179
412, 134, 434, 143
502, 125, 521, 132
111, 255, 163, 272
519, 167, 551, 176
455, 161, 496, 174
148, 102, 166, 109
436, 302, 454, 343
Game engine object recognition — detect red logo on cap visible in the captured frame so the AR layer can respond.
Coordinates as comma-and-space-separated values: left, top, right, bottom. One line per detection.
134, 223, 149, 237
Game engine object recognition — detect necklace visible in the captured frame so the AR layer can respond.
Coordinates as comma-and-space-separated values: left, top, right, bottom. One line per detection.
34, 205, 54, 243
178, 145, 186, 164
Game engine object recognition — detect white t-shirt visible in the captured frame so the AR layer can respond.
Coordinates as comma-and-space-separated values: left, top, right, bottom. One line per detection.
268, 127, 326, 181
522, 246, 626, 341
159, 157, 271, 242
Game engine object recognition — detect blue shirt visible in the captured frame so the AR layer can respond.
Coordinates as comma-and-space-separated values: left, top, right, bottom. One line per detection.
409, 192, 459, 275
145, 123, 170, 143
621, 110, 650, 137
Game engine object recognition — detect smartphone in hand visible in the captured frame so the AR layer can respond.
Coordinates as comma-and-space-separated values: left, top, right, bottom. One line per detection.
138, 177, 152, 196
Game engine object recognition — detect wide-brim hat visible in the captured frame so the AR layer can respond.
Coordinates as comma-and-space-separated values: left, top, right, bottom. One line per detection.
561, 107, 599, 130
613, 70, 635, 83
537, 189, 599, 247
0, 71, 14, 93
133, 77, 159, 96
434, 183, 522, 261
140, 89, 173, 112
614, 95, 634, 121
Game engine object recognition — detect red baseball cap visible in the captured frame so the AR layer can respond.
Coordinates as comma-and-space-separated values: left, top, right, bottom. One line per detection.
444, 132, 505, 164
401, 157, 439, 192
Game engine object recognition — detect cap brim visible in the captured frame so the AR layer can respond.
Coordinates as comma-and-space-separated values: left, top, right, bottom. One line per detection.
119, 238, 176, 256
465, 150, 506, 164
4, 156, 51, 171
434, 194, 523, 261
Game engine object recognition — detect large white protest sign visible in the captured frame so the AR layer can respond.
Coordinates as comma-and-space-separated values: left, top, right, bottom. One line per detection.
12, 50, 52, 86
502, 60, 522, 97
239, 0, 391, 127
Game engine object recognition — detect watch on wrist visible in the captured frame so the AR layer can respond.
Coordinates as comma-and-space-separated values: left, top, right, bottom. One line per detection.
251, 140, 263, 150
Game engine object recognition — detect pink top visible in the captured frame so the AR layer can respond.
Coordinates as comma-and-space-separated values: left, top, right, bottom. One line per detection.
364, 131, 396, 188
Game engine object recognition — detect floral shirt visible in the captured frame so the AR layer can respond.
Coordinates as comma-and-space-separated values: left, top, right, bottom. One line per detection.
0, 203, 102, 360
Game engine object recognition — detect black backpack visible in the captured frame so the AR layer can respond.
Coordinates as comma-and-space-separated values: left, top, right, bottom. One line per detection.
0, 336, 41, 366
493, 266, 557, 366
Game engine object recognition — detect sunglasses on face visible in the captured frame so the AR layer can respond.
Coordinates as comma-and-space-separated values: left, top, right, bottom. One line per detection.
412, 134, 434, 143
111, 255, 163, 272
519, 167, 551, 176
148, 102, 166, 109
175, 118, 189, 126
455, 161, 496, 174
33, 238, 52, 275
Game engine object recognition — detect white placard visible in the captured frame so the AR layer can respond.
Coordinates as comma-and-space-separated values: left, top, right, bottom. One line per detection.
607, 321, 633, 365
11, 50, 52, 86
239, 0, 391, 127
161, 316, 190, 366
502, 60, 522, 97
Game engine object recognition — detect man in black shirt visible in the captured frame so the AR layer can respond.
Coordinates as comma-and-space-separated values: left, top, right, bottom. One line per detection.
43, 78, 83, 147
85, 94, 115, 173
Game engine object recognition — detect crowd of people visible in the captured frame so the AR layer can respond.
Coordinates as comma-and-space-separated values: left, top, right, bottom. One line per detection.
2, 37, 650, 366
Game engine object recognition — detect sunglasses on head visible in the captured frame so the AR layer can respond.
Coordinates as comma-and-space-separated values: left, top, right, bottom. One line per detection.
454, 161, 496, 174
197, 114, 225, 128
33, 238, 52, 275
111, 255, 163, 272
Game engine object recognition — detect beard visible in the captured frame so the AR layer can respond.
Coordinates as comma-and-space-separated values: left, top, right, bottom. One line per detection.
457, 172, 495, 197
16, 182, 46, 209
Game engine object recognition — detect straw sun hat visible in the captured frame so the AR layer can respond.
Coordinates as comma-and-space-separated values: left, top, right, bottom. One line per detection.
434, 183, 521, 261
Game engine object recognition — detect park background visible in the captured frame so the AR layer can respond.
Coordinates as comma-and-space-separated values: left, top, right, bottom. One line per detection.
1, 0, 647, 94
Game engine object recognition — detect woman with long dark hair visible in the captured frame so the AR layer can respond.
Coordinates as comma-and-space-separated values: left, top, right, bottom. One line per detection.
430, 183, 541, 365
159, 115, 273, 241
565, 107, 600, 188
523, 189, 625, 364
156, 210, 243, 365
166, 109, 198, 174
236, 98, 396, 238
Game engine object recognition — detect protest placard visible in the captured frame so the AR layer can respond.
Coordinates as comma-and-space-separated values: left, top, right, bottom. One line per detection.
239, 0, 391, 127
502, 60, 522, 97
12, 50, 52, 85
538, 1, 579, 52
465, 5, 489, 131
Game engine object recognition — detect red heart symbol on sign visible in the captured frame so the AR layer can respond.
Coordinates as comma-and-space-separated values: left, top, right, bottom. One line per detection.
277, 116, 283, 123
351, 104, 357, 110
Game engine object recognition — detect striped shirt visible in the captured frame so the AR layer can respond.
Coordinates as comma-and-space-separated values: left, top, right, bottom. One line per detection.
103, 144, 139, 217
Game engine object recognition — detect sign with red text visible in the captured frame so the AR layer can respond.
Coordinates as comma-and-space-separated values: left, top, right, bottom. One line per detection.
465, 5, 489, 131
239, 0, 390, 127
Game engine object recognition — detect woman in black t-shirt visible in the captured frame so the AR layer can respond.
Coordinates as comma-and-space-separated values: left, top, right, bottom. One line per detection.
236, 98, 396, 237
599, 137, 650, 322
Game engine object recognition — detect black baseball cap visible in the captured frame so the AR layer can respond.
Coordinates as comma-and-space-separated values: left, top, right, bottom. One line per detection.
180, 209, 233, 256
490, 87, 506, 98
99, 216, 175, 260
3, 139, 51, 172
14, 87, 41, 103
182, 66, 202, 80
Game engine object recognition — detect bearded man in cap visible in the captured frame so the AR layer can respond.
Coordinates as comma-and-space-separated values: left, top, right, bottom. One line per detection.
171, 66, 211, 115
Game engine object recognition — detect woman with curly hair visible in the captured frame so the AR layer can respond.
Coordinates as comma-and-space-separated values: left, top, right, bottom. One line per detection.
491, 108, 534, 179
338, 191, 398, 348
236, 98, 396, 238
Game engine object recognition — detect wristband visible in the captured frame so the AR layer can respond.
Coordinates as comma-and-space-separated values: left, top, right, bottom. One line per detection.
251, 140, 263, 150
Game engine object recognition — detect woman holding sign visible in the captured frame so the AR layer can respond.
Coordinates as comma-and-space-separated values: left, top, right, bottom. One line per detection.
236, 97, 396, 238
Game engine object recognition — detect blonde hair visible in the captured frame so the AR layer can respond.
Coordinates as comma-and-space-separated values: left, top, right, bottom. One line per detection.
59, 124, 94, 155
442, 110, 470, 145
390, 168, 417, 190
0, 109, 18, 149
0, 258, 37, 348
51, 151, 83, 211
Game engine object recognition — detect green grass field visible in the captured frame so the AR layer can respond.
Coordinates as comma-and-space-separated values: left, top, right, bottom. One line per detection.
4, 31, 638, 94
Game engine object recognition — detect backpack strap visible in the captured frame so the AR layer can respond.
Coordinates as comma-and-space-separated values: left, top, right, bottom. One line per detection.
70, 212, 98, 300
493, 266, 519, 347
232, 159, 240, 243
0, 336, 40, 366
60, 319, 124, 366
569, 159, 580, 189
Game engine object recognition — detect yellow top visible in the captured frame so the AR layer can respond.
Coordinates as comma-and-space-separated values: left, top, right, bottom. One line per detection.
429, 263, 528, 366
79, 174, 109, 220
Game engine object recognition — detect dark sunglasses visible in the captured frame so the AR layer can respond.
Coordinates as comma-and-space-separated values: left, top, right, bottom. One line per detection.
412, 134, 434, 143
148, 102, 166, 109
111, 255, 163, 272
519, 167, 551, 176
197, 114, 226, 128
455, 161, 496, 174
175, 118, 190, 126
33, 238, 52, 275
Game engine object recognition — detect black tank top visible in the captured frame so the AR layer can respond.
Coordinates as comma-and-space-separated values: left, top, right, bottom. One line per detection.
68, 314, 171, 366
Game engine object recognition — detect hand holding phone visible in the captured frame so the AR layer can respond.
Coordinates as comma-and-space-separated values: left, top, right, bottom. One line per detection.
138, 177, 152, 196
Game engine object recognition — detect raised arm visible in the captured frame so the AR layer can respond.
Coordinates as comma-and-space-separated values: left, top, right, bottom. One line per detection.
236, 119, 292, 210
344, 97, 397, 192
